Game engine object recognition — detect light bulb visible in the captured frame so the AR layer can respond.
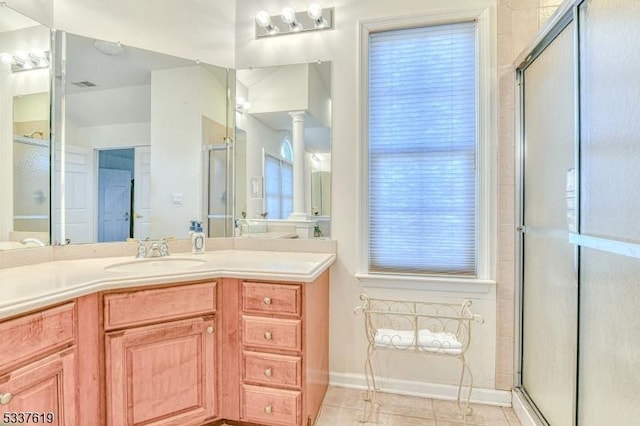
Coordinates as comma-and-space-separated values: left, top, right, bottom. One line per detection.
0, 52, 12, 64
15, 50, 28, 61
255, 10, 272, 28
281, 7, 296, 24
30, 48, 46, 58
307, 3, 323, 20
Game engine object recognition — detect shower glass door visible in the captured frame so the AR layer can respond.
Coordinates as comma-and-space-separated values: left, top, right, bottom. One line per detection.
519, 20, 577, 426
207, 144, 232, 237
576, 0, 640, 423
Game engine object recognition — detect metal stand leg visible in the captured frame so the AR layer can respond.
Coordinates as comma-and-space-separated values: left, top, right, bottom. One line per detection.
455, 355, 474, 418
360, 343, 379, 423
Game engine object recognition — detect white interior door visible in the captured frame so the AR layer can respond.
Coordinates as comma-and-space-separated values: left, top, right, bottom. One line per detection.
98, 168, 131, 242
54, 145, 94, 244
134, 146, 151, 240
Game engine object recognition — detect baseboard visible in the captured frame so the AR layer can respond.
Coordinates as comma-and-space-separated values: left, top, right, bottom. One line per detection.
329, 372, 512, 407
512, 389, 546, 426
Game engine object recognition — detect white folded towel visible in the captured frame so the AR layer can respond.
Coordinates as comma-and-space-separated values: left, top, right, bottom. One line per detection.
374, 328, 462, 355
418, 329, 462, 354
374, 329, 416, 348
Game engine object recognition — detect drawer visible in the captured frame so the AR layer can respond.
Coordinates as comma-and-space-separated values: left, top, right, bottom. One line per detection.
0, 303, 76, 373
104, 282, 216, 330
242, 316, 302, 352
242, 281, 301, 317
241, 384, 301, 426
243, 351, 302, 388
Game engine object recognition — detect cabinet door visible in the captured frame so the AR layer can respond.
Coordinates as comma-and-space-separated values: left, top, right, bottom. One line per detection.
0, 348, 76, 426
106, 317, 216, 426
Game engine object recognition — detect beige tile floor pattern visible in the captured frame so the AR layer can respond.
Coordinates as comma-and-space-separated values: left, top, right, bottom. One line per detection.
316, 387, 522, 426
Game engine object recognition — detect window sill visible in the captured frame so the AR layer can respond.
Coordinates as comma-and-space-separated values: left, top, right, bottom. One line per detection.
355, 273, 495, 294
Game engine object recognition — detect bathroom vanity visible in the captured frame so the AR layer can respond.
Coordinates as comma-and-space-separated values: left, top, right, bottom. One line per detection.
0, 248, 334, 426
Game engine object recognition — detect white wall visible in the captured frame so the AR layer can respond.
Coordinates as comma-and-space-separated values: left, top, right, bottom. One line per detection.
74, 123, 149, 150
236, 108, 282, 219
150, 66, 203, 239
54, 0, 236, 68
236, 0, 500, 397
5, 0, 52, 27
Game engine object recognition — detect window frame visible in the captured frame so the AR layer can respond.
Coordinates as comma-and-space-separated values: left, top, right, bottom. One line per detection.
264, 152, 293, 220
356, 8, 496, 292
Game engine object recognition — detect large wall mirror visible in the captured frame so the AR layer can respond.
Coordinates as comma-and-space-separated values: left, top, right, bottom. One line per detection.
235, 62, 331, 239
0, 3, 52, 251
53, 32, 233, 245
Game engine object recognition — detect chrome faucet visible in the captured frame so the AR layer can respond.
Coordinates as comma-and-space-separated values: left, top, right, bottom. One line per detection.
136, 238, 170, 258
135, 239, 147, 258
147, 242, 162, 258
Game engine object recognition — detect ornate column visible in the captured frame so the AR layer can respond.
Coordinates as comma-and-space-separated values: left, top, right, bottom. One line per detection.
288, 111, 308, 220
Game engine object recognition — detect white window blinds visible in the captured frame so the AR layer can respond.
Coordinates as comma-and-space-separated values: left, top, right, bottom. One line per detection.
265, 154, 293, 219
368, 21, 477, 277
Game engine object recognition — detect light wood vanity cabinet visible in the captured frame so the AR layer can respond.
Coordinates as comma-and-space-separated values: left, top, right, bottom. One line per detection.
239, 276, 329, 426
102, 282, 218, 426
0, 269, 330, 426
0, 303, 77, 425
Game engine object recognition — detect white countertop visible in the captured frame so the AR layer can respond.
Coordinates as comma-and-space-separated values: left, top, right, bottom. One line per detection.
0, 249, 335, 319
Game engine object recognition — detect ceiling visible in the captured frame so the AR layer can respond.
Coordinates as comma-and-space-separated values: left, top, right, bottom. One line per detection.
64, 33, 226, 127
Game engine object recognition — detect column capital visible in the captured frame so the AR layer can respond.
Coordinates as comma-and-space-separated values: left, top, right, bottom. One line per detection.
289, 111, 307, 121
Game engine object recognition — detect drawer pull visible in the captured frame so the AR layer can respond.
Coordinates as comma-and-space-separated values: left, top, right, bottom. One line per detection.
264, 367, 273, 377
263, 296, 272, 305
206, 326, 214, 334
0, 392, 13, 405
264, 331, 272, 340
264, 405, 273, 415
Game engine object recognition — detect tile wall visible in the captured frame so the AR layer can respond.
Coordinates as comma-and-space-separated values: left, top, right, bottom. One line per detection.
495, 0, 563, 391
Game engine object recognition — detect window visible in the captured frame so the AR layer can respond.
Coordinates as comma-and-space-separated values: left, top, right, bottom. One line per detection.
360, 12, 493, 284
264, 152, 293, 219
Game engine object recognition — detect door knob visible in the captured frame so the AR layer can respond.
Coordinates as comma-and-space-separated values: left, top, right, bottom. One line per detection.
134, 213, 143, 219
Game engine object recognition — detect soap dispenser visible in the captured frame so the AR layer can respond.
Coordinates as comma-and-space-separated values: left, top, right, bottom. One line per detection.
192, 222, 205, 254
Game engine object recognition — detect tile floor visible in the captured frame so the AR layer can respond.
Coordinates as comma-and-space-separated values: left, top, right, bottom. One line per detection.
315, 387, 522, 425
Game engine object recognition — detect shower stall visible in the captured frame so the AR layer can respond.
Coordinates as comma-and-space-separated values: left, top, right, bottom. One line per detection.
13, 136, 50, 234
516, 1, 640, 425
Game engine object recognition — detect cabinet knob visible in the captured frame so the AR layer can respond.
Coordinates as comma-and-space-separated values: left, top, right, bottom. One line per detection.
264, 367, 273, 377
206, 326, 214, 334
264, 331, 272, 340
264, 405, 273, 415
263, 296, 272, 305
0, 392, 13, 405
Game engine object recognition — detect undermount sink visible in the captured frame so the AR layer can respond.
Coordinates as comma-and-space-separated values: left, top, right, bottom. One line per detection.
104, 257, 208, 273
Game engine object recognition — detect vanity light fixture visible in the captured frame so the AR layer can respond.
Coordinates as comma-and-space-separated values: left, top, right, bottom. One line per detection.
0, 49, 50, 72
255, 4, 333, 38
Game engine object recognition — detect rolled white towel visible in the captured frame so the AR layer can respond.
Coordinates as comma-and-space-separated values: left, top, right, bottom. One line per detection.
374, 328, 416, 349
418, 329, 462, 354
